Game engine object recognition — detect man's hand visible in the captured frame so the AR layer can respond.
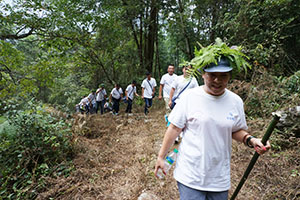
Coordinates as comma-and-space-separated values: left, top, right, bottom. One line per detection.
168, 101, 173, 108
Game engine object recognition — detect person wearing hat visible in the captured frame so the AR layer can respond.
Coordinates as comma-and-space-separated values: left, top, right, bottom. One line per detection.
125, 80, 139, 114
154, 57, 271, 200
141, 72, 157, 115
96, 83, 107, 114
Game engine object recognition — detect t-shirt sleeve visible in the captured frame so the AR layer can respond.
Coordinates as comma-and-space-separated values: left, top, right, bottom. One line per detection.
168, 93, 188, 129
160, 75, 165, 85
141, 80, 146, 88
153, 79, 157, 87
232, 99, 248, 132
172, 77, 178, 89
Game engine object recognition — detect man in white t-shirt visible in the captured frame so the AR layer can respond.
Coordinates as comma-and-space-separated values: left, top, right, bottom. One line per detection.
168, 65, 199, 142
78, 95, 89, 114
141, 72, 157, 115
168, 65, 199, 109
154, 58, 271, 200
109, 84, 123, 115
125, 80, 139, 113
87, 90, 96, 114
158, 64, 177, 114
96, 83, 107, 115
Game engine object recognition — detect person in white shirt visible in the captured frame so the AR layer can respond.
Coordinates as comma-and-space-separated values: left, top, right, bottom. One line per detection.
96, 83, 107, 115
78, 96, 89, 114
158, 64, 177, 114
125, 80, 139, 113
168, 65, 199, 142
109, 84, 123, 115
154, 58, 271, 200
141, 72, 157, 115
168, 65, 199, 109
87, 91, 96, 114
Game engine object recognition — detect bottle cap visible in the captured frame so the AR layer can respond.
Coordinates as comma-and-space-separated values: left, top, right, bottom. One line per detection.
173, 148, 178, 153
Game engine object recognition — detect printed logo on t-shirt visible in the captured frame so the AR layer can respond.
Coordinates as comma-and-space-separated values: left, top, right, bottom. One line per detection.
226, 112, 235, 121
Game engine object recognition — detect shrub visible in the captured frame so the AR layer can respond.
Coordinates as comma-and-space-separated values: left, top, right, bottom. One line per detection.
0, 100, 75, 199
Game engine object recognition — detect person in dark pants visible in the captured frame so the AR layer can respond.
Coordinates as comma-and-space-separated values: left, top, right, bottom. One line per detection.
125, 80, 139, 113
96, 83, 107, 114
141, 72, 157, 115
109, 84, 123, 115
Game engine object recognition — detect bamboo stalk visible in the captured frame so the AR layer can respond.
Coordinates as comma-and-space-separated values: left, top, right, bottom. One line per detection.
230, 113, 281, 200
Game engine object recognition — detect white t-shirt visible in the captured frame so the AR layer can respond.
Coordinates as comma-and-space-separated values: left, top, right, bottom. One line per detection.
111, 88, 123, 99
96, 88, 107, 101
169, 86, 248, 192
126, 84, 137, 100
87, 93, 96, 104
79, 97, 89, 106
160, 73, 177, 98
172, 75, 199, 102
141, 78, 157, 98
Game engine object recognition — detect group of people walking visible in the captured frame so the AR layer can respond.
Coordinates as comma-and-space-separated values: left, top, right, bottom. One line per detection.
77, 81, 139, 115
77, 64, 196, 116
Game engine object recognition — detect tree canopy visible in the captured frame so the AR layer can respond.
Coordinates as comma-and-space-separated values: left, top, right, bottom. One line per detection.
0, 0, 299, 108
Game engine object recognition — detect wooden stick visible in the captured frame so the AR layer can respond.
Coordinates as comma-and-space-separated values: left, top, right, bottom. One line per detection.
230, 113, 281, 200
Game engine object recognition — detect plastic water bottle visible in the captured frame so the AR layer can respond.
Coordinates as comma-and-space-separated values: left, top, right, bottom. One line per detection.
157, 148, 178, 179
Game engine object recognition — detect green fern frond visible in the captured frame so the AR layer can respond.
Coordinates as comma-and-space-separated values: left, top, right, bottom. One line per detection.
184, 38, 251, 78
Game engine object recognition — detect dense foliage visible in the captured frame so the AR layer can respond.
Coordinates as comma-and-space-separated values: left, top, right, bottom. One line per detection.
0, 100, 75, 199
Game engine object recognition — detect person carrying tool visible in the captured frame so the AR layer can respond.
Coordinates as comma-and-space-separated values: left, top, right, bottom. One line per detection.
154, 42, 271, 200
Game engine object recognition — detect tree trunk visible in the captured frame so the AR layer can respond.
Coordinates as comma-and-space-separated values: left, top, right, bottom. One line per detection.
209, 1, 218, 43
177, 0, 193, 60
144, 0, 158, 74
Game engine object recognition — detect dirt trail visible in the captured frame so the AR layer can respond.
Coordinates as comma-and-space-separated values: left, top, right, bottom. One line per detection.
38, 101, 299, 200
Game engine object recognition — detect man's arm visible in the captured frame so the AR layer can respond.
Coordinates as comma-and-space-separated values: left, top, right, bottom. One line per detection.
158, 84, 164, 100
141, 88, 144, 99
168, 88, 175, 108
154, 124, 182, 177
109, 93, 112, 103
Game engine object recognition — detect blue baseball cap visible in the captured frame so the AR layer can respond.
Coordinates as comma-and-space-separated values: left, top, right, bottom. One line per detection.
204, 58, 232, 72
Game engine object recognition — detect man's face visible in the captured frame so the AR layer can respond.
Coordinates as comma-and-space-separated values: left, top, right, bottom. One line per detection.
182, 66, 191, 75
202, 72, 231, 96
167, 65, 175, 75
